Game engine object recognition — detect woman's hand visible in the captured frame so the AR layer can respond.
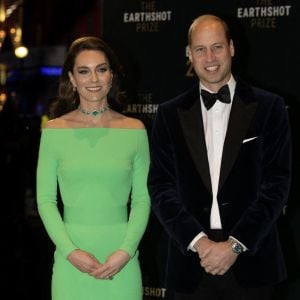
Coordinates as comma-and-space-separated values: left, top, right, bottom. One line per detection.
89, 249, 131, 279
67, 249, 102, 273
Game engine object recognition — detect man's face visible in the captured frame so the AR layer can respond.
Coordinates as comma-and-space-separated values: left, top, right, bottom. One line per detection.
188, 19, 234, 92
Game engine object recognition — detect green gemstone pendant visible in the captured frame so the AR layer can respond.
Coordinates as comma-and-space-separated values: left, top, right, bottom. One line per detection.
92, 111, 99, 116
78, 105, 110, 117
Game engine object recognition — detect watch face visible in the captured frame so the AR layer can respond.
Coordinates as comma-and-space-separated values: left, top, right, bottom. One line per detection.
232, 242, 243, 254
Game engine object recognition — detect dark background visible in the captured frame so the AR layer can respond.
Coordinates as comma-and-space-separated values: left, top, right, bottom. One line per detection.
0, 0, 299, 299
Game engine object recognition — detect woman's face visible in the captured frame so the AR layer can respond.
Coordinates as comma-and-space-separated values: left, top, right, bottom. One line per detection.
69, 50, 113, 104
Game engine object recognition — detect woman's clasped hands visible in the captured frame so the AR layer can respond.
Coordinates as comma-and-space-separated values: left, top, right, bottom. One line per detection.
67, 249, 131, 280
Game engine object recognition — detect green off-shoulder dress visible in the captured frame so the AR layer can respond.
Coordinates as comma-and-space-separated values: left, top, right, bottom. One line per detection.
36, 128, 150, 300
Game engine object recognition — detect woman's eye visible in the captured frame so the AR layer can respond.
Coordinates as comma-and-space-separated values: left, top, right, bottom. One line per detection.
78, 69, 88, 74
97, 67, 108, 73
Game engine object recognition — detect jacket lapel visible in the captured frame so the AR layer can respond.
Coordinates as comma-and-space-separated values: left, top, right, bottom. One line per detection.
218, 90, 257, 190
176, 80, 258, 193
177, 89, 212, 193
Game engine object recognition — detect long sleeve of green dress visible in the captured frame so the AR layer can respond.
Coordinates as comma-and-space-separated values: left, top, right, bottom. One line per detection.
36, 128, 150, 258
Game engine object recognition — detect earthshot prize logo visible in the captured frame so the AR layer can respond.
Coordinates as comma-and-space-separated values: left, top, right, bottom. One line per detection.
124, 92, 158, 124
122, 1, 169, 121
123, 1, 172, 32
237, 0, 292, 29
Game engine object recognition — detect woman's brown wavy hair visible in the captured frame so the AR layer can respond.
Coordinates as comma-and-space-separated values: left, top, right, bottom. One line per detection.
50, 36, 126, 119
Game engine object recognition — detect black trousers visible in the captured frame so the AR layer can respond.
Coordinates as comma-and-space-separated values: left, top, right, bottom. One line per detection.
169, 271, 273, 300
167, 230, 274, 300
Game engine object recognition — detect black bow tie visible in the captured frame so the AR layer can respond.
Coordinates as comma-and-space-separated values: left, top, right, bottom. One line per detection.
201, 85, 231, 110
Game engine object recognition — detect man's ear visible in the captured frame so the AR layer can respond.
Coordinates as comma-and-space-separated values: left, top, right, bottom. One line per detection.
187, 46, 193, 63
229, 40, 235, 57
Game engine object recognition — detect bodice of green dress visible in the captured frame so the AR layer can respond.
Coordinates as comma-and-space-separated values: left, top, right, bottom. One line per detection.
37, 128, 150, 258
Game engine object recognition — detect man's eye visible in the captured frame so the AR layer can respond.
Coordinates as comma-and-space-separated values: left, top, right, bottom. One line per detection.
213, 44, 224, 51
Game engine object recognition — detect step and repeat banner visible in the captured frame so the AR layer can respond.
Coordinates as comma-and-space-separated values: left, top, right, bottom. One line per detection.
101, 1, 299, 299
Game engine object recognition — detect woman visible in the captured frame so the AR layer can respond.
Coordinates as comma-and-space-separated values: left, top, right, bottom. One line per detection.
36, 36, 150, 300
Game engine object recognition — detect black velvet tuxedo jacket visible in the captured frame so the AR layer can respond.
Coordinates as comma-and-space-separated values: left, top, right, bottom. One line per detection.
148, 78, 292, 292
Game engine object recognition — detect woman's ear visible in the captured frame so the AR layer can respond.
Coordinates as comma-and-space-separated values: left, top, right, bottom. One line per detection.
110, 71, 113, 87
68, 71, 76, 88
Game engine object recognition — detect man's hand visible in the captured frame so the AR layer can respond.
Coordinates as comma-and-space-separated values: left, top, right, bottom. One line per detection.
194, 237, 238, 275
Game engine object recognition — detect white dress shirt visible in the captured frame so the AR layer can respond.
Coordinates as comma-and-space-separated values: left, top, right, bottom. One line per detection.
189, 75, 236, 250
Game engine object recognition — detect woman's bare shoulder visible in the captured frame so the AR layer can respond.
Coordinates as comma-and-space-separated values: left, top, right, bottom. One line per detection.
45, 111, 77, 128
112, 112, 145, 129
45, 118, 66, 128
123, 117, 145, 129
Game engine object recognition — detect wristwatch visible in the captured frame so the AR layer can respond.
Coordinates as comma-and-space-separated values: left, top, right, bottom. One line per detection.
229, 237, 244, 255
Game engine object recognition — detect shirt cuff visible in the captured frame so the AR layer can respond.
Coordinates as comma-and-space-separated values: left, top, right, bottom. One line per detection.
188, 232, 207, 252
229, 235, 248, 251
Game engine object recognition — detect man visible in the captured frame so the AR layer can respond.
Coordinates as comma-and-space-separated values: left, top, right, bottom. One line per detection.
148, 14, 292, 300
